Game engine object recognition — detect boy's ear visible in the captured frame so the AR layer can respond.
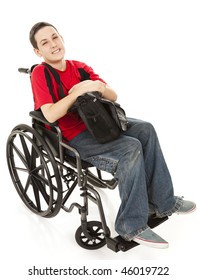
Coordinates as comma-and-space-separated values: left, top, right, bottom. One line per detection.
34, 48, 42, 57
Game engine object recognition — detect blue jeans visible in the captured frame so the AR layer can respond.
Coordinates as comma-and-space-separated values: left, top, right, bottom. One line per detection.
69, 118, 183, 240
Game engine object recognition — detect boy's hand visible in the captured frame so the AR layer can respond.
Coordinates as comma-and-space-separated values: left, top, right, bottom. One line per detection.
68, 80, 106, 97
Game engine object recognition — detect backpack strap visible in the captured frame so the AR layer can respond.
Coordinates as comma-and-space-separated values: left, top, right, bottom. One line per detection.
44, 68, 57, 103
43, 62, 91, 102
77, 68, 90, 81
44, 63, 65, 101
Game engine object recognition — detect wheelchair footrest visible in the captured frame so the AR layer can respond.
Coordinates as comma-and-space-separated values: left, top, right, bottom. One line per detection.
106, 236, 138, 252
106, 216, 169, 252
148, 215, 168, 228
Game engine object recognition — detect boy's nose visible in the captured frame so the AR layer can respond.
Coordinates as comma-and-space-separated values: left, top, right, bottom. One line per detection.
51, 41, 57, 47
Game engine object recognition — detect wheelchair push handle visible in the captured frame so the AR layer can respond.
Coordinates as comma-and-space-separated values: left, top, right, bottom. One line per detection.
18, 67, 31, 74
18, 64, 38, 75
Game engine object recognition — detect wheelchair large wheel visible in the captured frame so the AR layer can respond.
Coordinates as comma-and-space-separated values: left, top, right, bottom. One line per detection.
6, 124, 63, 218
75, 221, 108, 250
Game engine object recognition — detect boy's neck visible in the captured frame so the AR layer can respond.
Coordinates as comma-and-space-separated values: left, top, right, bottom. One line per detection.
46, 59, 66, 71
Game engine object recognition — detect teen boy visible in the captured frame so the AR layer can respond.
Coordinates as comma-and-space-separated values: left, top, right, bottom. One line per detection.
29, 22, 196, 249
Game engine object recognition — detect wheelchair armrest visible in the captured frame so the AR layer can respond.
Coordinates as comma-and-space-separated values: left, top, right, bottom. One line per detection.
29, 110, 58, 127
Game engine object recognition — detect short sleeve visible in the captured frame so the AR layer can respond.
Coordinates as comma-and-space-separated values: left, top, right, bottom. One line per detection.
31, 65, 53, 110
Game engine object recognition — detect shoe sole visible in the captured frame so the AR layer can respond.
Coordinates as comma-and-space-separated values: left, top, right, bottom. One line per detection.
133, 237, 169, 249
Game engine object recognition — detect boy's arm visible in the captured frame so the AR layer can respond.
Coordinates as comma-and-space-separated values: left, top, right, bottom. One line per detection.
69, 80, 117, 101
41, 80, 117, 123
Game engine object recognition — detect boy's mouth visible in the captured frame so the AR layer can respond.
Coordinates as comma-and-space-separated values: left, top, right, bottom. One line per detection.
52, 48, 60, 54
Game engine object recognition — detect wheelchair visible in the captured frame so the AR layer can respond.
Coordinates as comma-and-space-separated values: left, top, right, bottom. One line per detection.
6, 67, 168, 252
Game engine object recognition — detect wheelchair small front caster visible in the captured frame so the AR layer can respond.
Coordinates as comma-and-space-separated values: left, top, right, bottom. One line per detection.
75, 221, 108, 250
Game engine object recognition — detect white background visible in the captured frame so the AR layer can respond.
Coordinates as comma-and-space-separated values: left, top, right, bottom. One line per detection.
1, 0, 197, 279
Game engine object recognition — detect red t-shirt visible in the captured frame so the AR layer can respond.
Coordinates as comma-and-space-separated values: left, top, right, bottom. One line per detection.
31, 60, 106, 140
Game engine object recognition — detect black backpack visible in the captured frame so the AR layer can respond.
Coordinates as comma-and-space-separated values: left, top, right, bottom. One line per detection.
43, 63, 128, 143
71, 92, 121, 143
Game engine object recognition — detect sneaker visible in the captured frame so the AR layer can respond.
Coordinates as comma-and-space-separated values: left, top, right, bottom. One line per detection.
176, 200, 196, 214
133, 228, 169, 249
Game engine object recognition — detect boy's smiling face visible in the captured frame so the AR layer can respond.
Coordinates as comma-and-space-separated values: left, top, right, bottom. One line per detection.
34, 26, 65, 64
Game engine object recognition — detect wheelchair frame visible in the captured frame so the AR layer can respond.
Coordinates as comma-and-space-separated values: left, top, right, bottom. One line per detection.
6, 70, 168, 252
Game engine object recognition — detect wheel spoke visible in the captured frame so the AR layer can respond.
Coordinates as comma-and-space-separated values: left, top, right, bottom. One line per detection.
31, 179, 41, 212
20, 135, 31, 167
11, 142, 28, 168
31, 175, 52, 206
95, 236, 103, 242
14, 167, 29, 173
32, 169, 58, 192
23, 175, 31, 194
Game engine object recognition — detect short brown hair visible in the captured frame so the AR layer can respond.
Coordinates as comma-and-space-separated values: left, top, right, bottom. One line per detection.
29, 22, 58, 48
